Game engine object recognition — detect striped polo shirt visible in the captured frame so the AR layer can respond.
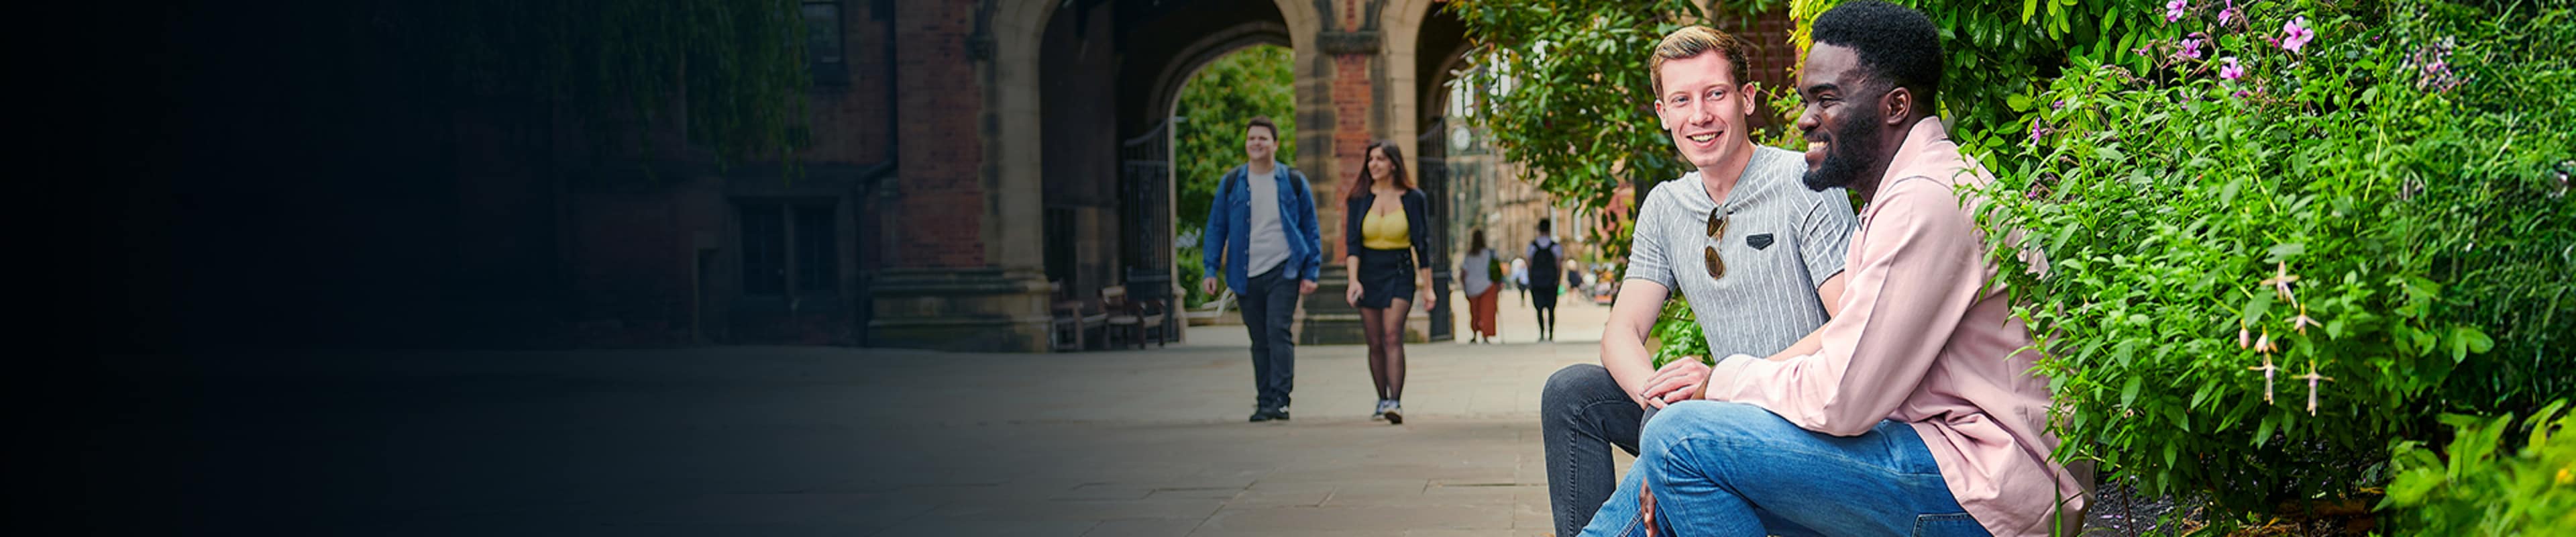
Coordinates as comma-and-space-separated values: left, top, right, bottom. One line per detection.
1624, 146, 1858, 357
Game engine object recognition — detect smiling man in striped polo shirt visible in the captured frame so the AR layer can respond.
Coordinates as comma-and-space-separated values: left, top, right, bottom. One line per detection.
1538, 25, 1860, 537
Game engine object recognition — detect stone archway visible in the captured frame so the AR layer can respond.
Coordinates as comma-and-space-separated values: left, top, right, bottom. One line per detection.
1119, 24, 1296, 336
963, 0, 1324, 350
1144, 22, 1295, 132
890, 0, 1470, 351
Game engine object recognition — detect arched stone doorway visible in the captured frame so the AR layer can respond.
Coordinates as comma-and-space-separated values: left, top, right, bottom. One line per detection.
885, 0, 1473, 351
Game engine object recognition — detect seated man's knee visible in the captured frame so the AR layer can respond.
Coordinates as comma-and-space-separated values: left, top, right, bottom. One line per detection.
1641, 401, 1778, 452
1543, 364, 1615, 407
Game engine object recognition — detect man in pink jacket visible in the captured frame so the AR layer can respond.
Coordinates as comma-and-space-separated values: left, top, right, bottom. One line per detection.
1576, 2, 2092, 536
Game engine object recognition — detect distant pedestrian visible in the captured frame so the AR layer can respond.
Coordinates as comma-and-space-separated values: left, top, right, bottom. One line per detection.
1525, 219, 1566, 341
1457, 228, 1501, 343
1511, 257, 1529, 306
1201, 115, 1322, 423
1564, 258, 1585, 297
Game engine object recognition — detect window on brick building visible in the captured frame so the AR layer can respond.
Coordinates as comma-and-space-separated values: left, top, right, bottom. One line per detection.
803, 1, 847, 85
1044, 207, 1076, 290
739, 203, 840, 298
794, 207, 839, 293
742, 205, 788, 295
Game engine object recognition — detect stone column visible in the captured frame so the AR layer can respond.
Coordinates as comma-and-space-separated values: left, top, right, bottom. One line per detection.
1296, 0, 1389, 346
867, 0, 1054, 352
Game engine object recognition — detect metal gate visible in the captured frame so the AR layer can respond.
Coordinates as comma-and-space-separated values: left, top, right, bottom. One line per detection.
1120, 120, 1177, 333
1418, 120, 1454, 342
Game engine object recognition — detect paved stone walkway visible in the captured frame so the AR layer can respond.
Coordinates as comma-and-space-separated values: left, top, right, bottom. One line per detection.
89, 292, 1626, 536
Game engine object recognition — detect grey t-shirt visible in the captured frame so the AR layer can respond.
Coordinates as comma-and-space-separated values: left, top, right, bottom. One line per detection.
1244, 162, 1289, 277
1625, 146, 1858, 357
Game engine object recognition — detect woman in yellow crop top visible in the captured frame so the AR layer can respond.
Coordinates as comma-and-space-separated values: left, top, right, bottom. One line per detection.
1342, 140, 1432, 425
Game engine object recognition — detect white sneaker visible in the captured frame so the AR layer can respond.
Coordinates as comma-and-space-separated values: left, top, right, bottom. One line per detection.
1383, 401, 1403, 425
1371, 399, 1390, 420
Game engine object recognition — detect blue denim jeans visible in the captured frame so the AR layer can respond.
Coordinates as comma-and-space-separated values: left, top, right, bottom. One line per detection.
1578, 401, 1990, 537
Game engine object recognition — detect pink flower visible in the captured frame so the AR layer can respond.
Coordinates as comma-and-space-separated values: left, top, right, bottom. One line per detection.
2219, 57, 2245, 80
2166, 0, 2189, 22
2180, 38, 2204, 59
2218, 0, 2237, 24
2283, 17, 2315, 52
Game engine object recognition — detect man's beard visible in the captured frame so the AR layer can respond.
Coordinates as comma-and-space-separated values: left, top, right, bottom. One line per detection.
1802, 104, 1885, 192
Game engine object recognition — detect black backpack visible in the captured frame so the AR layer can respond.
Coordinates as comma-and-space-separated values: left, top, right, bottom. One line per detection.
1527, 240, 1560, 289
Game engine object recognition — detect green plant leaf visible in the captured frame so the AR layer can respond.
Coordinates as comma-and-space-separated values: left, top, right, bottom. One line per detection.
2455, 326, 2493, 355
2265, 243, 2306, 263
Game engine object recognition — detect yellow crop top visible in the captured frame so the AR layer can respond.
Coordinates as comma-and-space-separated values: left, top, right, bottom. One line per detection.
1361, 207, 1411, 250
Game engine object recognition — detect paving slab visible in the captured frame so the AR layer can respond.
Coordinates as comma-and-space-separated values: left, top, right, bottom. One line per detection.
85, 295, 1629, 536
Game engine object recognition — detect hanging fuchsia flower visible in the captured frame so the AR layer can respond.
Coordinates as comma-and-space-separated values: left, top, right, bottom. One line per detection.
2283, 17, 2315, 52
2219, 57, 2244, 80
2166, 0, 2189, 22
2180, 38, 2205, 59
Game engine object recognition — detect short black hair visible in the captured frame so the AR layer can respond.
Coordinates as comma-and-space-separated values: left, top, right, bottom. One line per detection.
1537, 218, 1552, 234
1810, 1, 1943, 106
1246, 116, 1278, 138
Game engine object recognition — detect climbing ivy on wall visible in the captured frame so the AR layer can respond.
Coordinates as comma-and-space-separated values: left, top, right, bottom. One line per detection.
441, 0, 814, 170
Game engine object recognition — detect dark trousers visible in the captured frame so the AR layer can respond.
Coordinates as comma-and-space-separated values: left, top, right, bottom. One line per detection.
1240, 266, 1300, 411
1532, 287, 1560, 338
1542, 363, 1661, 537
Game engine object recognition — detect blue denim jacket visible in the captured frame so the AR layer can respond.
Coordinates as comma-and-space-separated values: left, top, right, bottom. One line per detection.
1202, 162, 1322, 292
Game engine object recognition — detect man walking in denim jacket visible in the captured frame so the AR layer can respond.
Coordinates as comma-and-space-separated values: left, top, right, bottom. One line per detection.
1202, 115, 1323, 423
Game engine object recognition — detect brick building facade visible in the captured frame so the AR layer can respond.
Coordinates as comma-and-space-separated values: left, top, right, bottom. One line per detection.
116, 0, 1792, 352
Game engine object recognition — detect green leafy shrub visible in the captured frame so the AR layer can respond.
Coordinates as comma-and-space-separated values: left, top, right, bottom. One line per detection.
2380, 400, 2576, 535
1972, 0, 2575, 520
1649, 299, 1710, 368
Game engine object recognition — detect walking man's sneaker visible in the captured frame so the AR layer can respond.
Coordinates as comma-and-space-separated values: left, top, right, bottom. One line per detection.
1250, 407, 1277, 422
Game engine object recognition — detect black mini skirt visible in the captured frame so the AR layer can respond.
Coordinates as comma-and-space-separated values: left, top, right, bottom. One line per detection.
1356, 247, 1417, 308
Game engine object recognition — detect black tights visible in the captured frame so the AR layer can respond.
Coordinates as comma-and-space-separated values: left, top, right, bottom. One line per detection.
1358, 299, 1409, 401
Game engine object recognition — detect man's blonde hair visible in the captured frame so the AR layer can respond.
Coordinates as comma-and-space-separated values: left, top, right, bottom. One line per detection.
1650, 26, 1754, 94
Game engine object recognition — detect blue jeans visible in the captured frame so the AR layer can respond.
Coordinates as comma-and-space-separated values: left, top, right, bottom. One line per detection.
1578, 401, 1989, 537
1239, 266, 1299, 411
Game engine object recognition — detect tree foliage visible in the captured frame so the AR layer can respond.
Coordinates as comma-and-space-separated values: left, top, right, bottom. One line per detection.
1173, 44, 1298, 306
1448, 0, 1727, 262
